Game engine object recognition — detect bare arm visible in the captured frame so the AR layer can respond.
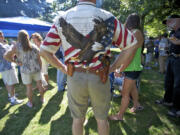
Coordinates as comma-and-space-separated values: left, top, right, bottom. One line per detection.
110, 19, 143, 73
116, 30, 144, 72
169, 37, 180, 45
40, 48, 67, 74
3, 45, 16, 62
3, 45, 22, 66
109, 44, 138, 73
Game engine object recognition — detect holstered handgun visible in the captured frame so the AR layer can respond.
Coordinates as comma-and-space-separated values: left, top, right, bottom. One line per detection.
99, 56, 110, 84
67, 62, 75, 77
67, 57, 110, 83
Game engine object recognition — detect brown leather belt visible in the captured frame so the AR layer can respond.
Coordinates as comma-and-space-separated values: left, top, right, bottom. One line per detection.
75, 67, 99, 75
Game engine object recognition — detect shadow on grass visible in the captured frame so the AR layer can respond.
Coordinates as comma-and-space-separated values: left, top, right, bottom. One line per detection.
48, 67, 58, 83
14, 82, 26, 99
84, 111, 132, 135
109, 120, 135, 135
108, 85, 168, 134
0, 79, 12, 121
43, 67, 58, 91
0, 105, 12, 121
46, 83, 55, 91
84, 116, 97, 135
50, 107, 72, 135
0, 96, 42, 135
83, 107, 124, 135
39, 91, 64, 124
108, 102, 164, 135
0, 95, 9, 119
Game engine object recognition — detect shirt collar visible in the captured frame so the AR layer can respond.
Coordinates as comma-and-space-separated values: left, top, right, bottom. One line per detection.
77, 1, 96, 7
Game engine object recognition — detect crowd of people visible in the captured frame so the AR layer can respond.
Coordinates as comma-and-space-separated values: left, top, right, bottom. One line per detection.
0, 0, 180, 135
155, 15, 180, 117
0, 30, 67, 107
144, 34, 169, 73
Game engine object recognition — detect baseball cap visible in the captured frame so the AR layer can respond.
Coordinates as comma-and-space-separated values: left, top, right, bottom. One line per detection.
162, 14, 180, 24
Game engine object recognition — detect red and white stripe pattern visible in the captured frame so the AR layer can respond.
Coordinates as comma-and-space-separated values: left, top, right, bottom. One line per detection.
113, 18, 136, 50
41, 25, 111, 70
41, 9, 136, 70
41, 24, 61, 53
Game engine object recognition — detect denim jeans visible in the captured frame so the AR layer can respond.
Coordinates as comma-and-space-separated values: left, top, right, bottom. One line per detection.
109, 72, 123, 93
57, 58, 67, 91
164, 56, 180, 110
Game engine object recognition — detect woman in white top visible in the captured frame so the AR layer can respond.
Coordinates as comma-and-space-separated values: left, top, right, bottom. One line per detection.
31, 33, 48, 90
4, 30, 45, 108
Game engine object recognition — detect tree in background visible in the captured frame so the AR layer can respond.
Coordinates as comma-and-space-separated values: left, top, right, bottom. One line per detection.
0, 0, 179, 37
0, 0, 51, 17
103, 0, 180, 37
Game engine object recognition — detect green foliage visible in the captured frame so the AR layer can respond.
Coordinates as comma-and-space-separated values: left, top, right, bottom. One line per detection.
103, 0, 180, 37
0, 0, 179, 36
144, 19, 166, 37
0, 0, 52, 18
103, 0, 123, 19
51, 0, 77, 11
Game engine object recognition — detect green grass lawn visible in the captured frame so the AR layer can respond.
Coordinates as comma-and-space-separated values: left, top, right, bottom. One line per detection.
0, 66, 179, 135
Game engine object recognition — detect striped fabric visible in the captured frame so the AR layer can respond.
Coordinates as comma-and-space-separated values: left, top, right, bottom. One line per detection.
41, 2, 137, 70
113, 18, 135, 49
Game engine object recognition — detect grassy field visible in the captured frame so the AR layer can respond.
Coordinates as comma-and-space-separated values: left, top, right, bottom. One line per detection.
0, 66, 179, 135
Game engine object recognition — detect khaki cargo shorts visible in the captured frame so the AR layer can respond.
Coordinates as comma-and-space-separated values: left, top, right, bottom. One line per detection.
67, 71, 111, 120
21, 72, 41, 85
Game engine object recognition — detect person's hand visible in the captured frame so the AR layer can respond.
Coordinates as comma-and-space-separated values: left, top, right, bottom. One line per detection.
169, 36, 180, 45
114, 72, 119, 77
114, 72, 124, 77
169, 36, 177, 41
13, 55, 22, 66
16, 61, 22, 66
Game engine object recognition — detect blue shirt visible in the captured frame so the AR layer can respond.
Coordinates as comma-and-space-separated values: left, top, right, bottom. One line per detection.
154, 39, 160, 46
154, 39, 159, 52
0, 43, 14, 72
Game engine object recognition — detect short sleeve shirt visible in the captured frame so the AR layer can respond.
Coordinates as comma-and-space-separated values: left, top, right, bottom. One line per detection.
41, 1, 137, 70
0, 43, 14, 72
16, 43, 41, 74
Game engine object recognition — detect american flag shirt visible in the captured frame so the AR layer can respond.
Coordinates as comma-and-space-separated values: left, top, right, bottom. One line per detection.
41, 1, 137, 70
